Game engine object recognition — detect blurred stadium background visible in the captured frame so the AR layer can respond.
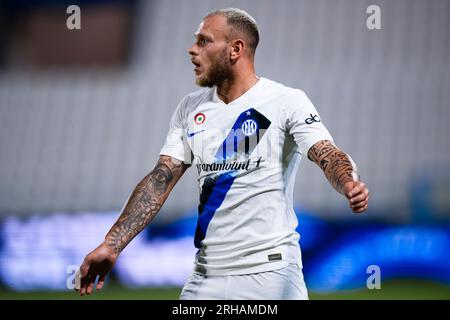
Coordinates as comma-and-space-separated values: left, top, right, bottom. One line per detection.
0, 0, 449, 299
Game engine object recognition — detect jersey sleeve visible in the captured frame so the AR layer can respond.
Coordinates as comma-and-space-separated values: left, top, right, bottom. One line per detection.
284, 90, 334, 156
159, 97, 193, 163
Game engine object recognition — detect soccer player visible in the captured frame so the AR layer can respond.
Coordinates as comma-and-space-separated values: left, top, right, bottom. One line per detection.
76, 8, 369, 299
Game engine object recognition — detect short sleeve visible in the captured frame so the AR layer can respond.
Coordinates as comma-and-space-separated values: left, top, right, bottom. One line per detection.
285, 90, 334, 156
159, 97, 193, 163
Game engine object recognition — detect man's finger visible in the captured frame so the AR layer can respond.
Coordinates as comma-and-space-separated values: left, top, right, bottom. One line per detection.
80, 273, 89, 296
353, 204, 368, 213
351, 199, 368, 210
80, 284, 86, 296
96, 274, 106, 291
80, 258, 90, 278
350, 189, 369, 204
355, 205, 368, 213
82, 274, 94, 295
78, 257, 92, 295
347, 182, 366, 198
86, 276, 97, 295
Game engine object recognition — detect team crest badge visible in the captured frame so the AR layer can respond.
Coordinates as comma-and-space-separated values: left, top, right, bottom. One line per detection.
241, 119, 258, 136
194, 113, 206, 125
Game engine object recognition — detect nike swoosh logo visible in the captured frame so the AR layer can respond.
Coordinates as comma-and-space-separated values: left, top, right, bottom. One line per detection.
187, 129, 205, 138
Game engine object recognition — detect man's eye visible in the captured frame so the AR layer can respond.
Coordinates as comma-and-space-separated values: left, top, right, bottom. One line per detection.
199, 39, 209, 46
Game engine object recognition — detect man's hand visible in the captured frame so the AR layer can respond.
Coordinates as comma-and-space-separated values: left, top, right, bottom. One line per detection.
342, 180, 370, 213
76, 242, 118, 296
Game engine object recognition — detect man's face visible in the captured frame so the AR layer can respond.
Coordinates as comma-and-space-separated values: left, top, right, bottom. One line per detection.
188, 15, 233, 87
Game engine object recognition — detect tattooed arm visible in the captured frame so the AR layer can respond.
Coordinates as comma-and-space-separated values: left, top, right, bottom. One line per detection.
76, 155, 189, 296
307, 140, 369, 214
105, 156, 188, 253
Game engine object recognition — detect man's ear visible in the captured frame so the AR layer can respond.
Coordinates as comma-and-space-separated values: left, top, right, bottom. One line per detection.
230, 39, 245, 61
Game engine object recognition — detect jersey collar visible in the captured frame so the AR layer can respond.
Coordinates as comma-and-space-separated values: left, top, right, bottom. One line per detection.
212, 77, 265, 105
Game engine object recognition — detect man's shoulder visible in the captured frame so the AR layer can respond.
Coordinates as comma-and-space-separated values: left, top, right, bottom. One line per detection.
180, 87, 214, 107
174, 87, 214, 121
262, 77, 308, 100
262, 78, 317, 118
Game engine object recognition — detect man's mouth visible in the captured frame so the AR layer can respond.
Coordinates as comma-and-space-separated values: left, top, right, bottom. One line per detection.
191, 60, 201, 73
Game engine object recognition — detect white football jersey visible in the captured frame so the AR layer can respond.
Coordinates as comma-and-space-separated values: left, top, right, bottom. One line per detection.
160, 77, 333, 275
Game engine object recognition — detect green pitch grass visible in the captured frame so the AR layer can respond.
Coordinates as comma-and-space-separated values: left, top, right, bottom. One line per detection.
0, 280, 449, 300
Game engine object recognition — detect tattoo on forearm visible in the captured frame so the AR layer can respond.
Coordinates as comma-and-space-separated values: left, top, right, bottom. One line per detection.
307, 140, 359, 194
105, 156, 187, 254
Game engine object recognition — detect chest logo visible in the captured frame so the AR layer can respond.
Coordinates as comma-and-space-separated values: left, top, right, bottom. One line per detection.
194, 112, 206, 125
241, 119, 258, 136
187, 129, 205, 138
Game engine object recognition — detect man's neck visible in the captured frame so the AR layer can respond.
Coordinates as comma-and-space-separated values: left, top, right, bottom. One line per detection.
216, 70, 259, 104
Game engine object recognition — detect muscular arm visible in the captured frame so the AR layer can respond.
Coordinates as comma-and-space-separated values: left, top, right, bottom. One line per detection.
105, 155, 189, 254
307, 140, 369, 213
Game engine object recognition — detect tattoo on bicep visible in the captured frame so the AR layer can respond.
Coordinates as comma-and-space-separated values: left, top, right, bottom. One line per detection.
308, 140, 359, 194
106, 156, 186, 253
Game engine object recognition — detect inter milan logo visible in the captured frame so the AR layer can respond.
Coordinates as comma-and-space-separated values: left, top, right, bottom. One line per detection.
241, 119, 258, 136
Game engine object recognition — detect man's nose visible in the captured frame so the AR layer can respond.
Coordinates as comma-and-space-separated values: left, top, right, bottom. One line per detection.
188, 44, 198, 56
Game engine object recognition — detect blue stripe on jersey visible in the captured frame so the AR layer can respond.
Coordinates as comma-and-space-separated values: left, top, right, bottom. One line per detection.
194, 171, 237, 248
194, 108, 271, 248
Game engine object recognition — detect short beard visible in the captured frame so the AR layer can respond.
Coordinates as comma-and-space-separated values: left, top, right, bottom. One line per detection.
196, 48, 233, 88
